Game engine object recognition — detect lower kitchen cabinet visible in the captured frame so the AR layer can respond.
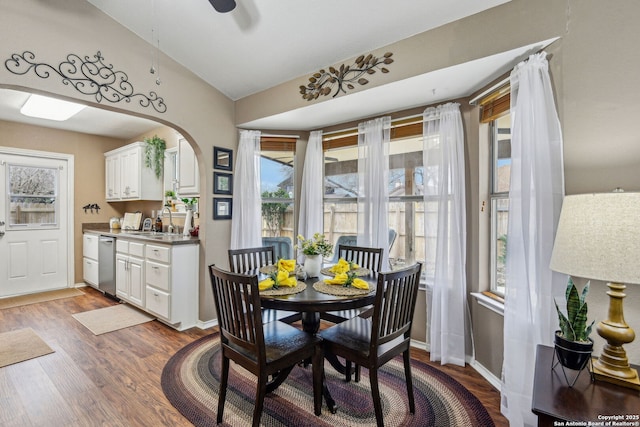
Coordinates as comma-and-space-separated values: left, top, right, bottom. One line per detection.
83, 233, 99, 287
115, 240, 145, 308
144, 243, 198, 330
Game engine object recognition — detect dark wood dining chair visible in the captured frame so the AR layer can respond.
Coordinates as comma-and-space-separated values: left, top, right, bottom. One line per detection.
319, 262, 423, 427
228, 246, 301, 323
208, 265, 324, 427
321, 244, 383, 324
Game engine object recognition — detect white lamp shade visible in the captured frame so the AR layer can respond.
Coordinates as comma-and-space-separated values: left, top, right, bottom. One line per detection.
550, 192, 640, 285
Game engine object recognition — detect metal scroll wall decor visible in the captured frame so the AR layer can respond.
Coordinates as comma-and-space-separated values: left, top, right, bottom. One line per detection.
4, 51, 167, 113
299, 52, 394, 101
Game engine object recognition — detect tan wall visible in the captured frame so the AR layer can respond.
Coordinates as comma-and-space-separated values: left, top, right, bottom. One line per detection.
0, 119, 126, 283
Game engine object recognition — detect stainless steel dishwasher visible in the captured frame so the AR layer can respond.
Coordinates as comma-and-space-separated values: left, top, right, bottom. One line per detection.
98, 235, 116, 297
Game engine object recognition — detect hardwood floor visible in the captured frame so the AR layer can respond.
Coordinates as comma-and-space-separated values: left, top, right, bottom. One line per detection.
0, 286, 508, 426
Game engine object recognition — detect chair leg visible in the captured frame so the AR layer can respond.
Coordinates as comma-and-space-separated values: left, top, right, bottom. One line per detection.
217, 355, 230, 424
369, 368, 384, 427
355, 364, 361, 382
403, 350, 416, 413
252, 374, 268, 427
312, 344, 324, 416
345, 360, 352, 382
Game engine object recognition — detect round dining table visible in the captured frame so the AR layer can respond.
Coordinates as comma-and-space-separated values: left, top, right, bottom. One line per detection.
259, 273, 377, 334
258, 269, 378, 413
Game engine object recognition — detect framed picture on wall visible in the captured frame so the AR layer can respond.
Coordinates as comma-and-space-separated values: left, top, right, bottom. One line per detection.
213, 197, 232, 220
213, 147, 233, 171
213, 172, 233, 195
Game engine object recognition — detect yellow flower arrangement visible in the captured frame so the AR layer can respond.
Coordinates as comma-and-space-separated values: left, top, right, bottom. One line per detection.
329, 258, 359, 274
277, 258, 296, 273
323, 271, 369, 290
259, 269, 297, 291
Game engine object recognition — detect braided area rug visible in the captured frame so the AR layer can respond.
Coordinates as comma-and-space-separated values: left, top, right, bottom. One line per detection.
162, 334, 495, 427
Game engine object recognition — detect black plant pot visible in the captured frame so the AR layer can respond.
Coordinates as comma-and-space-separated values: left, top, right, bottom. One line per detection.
554, 331, 593, 371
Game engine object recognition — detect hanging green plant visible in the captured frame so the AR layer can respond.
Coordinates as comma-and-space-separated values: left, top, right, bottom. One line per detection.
143, 135, 166, 179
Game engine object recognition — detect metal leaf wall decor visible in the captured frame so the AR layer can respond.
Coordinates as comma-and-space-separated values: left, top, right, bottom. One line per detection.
299, 52, 394, 101
5, 51, 167, 113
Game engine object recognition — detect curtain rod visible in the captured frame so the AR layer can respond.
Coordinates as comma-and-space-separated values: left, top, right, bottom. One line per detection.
261, 133, 301, 139
469, 76, 510, 106
468, 50, 555, 105
323, 113, 424, 139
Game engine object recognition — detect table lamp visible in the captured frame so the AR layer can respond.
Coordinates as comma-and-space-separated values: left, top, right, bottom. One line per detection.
550, 191, 640, 390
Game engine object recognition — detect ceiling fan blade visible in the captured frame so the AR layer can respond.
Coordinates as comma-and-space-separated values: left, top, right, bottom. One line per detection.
208, 0, 236, 13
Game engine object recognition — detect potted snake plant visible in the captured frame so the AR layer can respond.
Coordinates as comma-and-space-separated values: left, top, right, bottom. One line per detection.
554, 278, 595, 370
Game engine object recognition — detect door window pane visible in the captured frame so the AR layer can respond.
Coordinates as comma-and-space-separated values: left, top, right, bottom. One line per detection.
8, 164, 58, 228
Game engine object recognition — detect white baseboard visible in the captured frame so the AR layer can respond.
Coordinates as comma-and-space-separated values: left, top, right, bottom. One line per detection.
469, 357, 502, 390
197, 318, 218, 330
411, 339, 502, 392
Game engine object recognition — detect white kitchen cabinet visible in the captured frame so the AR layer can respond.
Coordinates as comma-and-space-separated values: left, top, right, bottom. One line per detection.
83, 233, 99, 287
144, 242, 198, 330
105, 154, 120, 200
105, 142, 163, 201
115, 240, 145, 307
177, 137, 200, 196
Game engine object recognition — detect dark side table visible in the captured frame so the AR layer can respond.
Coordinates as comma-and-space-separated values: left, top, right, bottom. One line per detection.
532, 345, 640, 427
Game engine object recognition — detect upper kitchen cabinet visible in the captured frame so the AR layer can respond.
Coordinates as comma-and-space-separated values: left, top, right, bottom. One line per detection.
177, 138, 200, 196
105, 142, 163, 201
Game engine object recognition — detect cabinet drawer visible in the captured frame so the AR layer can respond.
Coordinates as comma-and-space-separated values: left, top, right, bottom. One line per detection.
145, 260, 170, 292
83, 234, 99, 259
146, 244, 170, 263
116, 239, 129, 254
83, 257, 99, 286
146, 287, 170, 319
129, 241, 145, 257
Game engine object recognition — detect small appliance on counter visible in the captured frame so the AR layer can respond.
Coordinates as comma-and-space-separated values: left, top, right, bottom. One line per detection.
109, 217, 121, 229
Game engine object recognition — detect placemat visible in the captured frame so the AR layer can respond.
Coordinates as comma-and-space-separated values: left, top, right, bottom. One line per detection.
313, 281, 372, 296
320, 266, 370, 277
260, 282, 306, 296
259, 265, 298, 276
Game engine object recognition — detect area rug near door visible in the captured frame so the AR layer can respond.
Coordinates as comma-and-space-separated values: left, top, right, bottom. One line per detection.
0, 288, 84, 310
0, 328, 54, 368
72, 304, 155, 335
162, 334, 495, 427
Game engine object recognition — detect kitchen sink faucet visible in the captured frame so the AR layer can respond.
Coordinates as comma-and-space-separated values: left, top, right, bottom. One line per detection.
161, 206, 176, 234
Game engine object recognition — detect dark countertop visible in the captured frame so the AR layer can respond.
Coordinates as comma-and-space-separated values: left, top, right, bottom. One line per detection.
84, 228, 200, 246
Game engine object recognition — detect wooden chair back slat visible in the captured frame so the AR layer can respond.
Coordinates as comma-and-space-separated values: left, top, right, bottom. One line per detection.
228, 246, 275, 273
337, 245, 384, 274
371, 263, 422, 348
209, 265, 264, 355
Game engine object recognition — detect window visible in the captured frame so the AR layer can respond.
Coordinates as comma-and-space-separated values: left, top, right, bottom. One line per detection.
8, 164, 58, 228
323, 121, 430, 272
260, 137, 296, 245
489, 113, 511, 297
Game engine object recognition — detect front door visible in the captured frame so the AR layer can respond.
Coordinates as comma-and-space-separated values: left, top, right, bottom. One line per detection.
0, 150, 69, 297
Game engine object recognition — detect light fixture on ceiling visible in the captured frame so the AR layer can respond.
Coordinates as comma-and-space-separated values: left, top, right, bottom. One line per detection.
208, 0, 236, 13
20, 94, 86, 121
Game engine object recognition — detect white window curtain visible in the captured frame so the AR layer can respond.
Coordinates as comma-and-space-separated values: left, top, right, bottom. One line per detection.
500, 52, 565, 427
423, 102, 469, 367
297, 130, 324, 262
230, 129, 262, 250
357, 116, 391, 267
